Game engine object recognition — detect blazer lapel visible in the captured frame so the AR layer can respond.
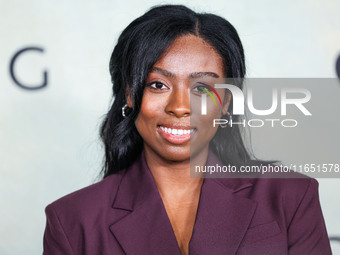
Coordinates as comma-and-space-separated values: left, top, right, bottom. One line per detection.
109, 151, 181, 255
189, 151, 258, 254
189, 178, 257, 254
110, 150, 257, 255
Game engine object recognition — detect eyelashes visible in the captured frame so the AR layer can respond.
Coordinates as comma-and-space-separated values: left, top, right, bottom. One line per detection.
146, 81, 169, 90
195, 86, 212, 93
145, 81, 213, 95
192, 82, 213, 95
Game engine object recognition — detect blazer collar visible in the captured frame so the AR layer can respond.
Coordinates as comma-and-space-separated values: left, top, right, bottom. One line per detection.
110, 150, 257, 254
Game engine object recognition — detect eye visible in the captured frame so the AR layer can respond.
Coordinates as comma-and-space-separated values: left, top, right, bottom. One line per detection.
192, 82, 213, 94
146, 81, 169, 90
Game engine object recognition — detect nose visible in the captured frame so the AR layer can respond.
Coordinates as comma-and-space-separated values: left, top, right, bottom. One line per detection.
165, 86, 191, 117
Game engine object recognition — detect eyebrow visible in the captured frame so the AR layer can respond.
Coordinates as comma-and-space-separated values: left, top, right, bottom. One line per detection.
150, 67, 220, 79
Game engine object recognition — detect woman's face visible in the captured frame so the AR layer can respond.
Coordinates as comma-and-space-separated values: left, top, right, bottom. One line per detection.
131, 34, 230, 163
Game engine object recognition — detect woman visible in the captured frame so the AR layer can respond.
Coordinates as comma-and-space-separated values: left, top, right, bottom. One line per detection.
43, 5, 332, 255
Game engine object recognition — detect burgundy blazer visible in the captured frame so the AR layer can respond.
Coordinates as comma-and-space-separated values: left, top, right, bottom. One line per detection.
43, 150, 332, 254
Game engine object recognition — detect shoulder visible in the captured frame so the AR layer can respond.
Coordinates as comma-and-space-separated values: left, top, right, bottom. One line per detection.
242, 161, 319, 201
252, 171, 317, 191
45, 172, 124, 219
251, 173, 331, 253
251, 170, 319, 204
248, 172, 322, 225
43, 171, 130, 254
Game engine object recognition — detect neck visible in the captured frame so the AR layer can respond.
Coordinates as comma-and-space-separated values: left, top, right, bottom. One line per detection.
144, 146, 209, 201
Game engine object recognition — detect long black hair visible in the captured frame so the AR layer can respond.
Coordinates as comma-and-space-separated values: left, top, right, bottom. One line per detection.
100, 5, 251, 178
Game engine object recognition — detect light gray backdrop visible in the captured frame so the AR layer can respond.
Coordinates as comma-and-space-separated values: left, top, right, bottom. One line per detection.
1, 0, 339, 254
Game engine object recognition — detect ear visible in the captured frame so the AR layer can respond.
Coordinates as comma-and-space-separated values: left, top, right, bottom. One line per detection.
221, 91, 231, 115
126, 87, 133, 108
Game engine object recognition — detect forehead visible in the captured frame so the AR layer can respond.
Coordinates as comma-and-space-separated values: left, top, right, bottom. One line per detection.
151, 34, 225, 78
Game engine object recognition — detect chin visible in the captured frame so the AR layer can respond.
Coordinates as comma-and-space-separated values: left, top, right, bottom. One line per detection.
159, 147, 191, 162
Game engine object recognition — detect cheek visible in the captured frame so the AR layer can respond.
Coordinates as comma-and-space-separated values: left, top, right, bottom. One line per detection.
134, 95, 164, 134
205, 100, 224, 120
200, 103, 223, 136
191, 98, 223, 127
200, 113, 220, 132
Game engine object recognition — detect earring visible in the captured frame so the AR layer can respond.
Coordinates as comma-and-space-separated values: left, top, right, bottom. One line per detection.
220, 112, 232, 128
122, 104, 129, 117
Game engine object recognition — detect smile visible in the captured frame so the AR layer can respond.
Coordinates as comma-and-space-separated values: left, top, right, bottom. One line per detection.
159, 126, 194, 135
157, 125, 196, 145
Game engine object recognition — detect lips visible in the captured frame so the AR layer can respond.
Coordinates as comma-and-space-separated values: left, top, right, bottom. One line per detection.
157, 125, 196, 144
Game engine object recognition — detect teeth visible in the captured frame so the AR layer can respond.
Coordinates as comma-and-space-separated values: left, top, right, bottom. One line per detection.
159, 126, 194, 136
